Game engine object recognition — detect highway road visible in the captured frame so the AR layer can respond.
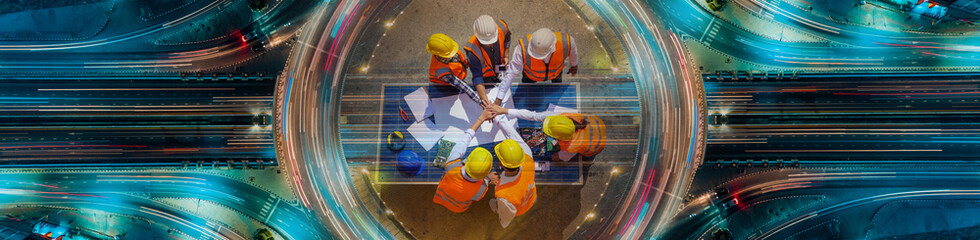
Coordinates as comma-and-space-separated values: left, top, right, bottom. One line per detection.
662, 168, 980, 239
705, 72, 980, 165
9, 0, 980, 238
0, 0, 320, 72
0, 74, 275, 167
0, 171, 328, 239
649, 0, 980, 70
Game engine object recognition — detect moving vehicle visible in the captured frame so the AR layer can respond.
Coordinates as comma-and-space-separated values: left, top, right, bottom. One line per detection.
707, 0, 727, 11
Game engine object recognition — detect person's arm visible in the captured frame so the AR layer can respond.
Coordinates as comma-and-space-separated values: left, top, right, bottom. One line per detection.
567, 36, 579, 76
486, 105, 555, 122
465, 51, 492, 106
495, 46, 524, 103
441, 74, 483, 105
502, 22, 512, 64
476, 84, 490, 107
447, 110, 495, 161
466, 51, 485, 87
493, 115, 533, 155
446, 129, 476, 163
495, 197, 518, 228
568, 36, 578, 67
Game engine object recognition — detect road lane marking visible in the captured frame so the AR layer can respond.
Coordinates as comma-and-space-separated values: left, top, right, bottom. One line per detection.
700, 17, 716, 42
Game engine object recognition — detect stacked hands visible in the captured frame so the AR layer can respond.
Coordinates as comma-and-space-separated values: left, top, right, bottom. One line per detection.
476, 101, 511, 123
471, 106, 507, 186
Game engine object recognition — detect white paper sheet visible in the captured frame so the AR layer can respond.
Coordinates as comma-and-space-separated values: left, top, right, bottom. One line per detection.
407, 119, 443, 151
431, 95, 471, 129
403, 87, 434, 122
547, 104, 578, 113
443, 126, 478, 147
487, 87, 514, 106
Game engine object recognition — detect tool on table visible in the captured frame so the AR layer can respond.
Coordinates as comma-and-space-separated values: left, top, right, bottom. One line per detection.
399, 106, 410, 122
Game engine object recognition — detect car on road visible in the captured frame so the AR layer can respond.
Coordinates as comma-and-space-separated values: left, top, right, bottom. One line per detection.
254, 228, 275, 240
709, 114, 729, 125
252, 115, 270, 126
718, 198, 739, 213
242, 31, 262, 43
714, 187, 730, 197
250, 41, 267, 52
707, 0, 727, 11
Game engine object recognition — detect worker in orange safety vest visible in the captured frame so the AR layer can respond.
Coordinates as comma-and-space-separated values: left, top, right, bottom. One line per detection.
486, 104, 605, 161
463, 15, 512, 107
433, 109, 499, 212
427, 33, 484, 105
487, 114, 537, 227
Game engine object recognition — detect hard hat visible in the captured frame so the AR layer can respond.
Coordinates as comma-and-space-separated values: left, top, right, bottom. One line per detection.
527, 28, 557, 60
494, 139, 525, 169
396, 150, 425, 177
473, 15, 499, 45
464, 147, 493, 179
427, 33, 458, 59
543, 115, 575, 141
387, 131, 405, 151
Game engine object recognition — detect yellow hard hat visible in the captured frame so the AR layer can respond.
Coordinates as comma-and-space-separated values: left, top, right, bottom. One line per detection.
465, 147, 492, 179
426, 33, 458, 59
543, 115, 575, 141
495, 139, 525, 169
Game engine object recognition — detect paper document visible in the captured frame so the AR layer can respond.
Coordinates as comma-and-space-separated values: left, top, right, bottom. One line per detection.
403, 87, 434, 122
407, 119, 443, 151
443, 126, 478, 147
431, 95, 471, 129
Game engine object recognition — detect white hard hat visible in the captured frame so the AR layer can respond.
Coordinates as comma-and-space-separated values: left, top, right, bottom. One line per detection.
528, 28, 556, 60
473, 15, 498, 45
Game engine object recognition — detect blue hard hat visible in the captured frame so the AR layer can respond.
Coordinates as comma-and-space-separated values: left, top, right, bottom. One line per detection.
396, 150, 424, 177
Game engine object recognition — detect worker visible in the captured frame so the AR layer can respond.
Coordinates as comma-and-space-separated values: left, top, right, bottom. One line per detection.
490, 28, 579, 107
486, 104, 605, 161
488, 114, 537, 227
433, 109, 500, 212
427, 33, 484, 105
464, 15, 511, 107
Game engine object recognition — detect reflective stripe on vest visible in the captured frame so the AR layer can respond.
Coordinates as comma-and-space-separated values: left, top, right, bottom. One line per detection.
519, 32, 570, 82
464, 20, 509, 78
433, 164, 487, 213
494, 157, 537, 216
429, 50, 468, 85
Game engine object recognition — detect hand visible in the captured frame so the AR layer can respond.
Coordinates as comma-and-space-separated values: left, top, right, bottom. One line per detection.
568, 65, 578, 76
478, 108, 495, 122
486, 104, 508, 117
481, 99, 493, 109
488, 172, 500, 185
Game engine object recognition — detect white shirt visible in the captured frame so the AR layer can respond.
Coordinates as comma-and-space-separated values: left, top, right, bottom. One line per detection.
505, 108, 560, 122
446, 129, 477, 162
495, 36, 579, 101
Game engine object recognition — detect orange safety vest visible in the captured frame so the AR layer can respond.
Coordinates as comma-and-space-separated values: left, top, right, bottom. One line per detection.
518, 32, 570, 82
433, 159, 488, 213
463, 20, 509, 79
429, 50, 468, 85
557, 113, 606, 157
494, 156, 536, 216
